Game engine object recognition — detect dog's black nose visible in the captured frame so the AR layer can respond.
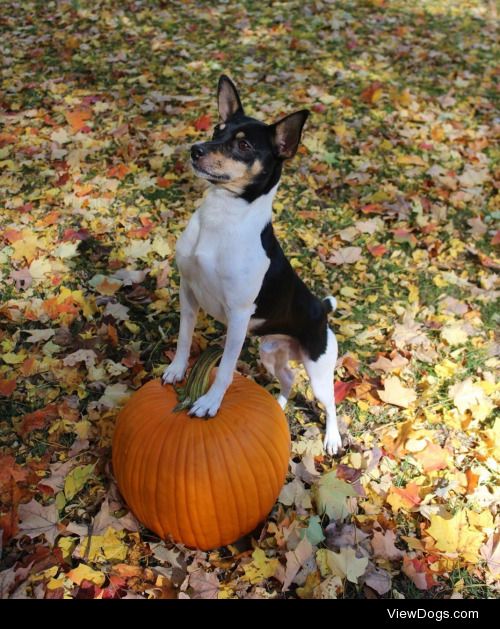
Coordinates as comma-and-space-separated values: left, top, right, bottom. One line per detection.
191, 144, 205, 161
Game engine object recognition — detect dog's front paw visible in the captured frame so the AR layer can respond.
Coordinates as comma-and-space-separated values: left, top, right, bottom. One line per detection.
189, 389, 223, 418
162, 361, 188, 385
324, 428, 343, 456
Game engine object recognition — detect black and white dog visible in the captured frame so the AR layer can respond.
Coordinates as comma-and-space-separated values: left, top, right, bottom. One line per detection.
162, 75, 342, 455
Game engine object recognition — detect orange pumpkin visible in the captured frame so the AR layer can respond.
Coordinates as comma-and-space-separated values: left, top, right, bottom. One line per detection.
112, 349, 290, 550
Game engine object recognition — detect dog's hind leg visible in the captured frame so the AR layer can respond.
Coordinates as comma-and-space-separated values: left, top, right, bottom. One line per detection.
259, 336, 298, 409
302, 327, 341, 455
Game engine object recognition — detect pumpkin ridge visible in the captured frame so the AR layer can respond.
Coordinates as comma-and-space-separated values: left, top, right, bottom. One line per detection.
218, 408, 263, 531
160, 404, 183, 540
188, 421, 209, 550
199, 422, 223, 549
208, 414, 245, 546
170, 408, 191, 543
134, 392, 168, 527
234, 385, 289, 509
152, 395, 174, 539
120, 397, 154, 524
183, 421, 201, 547
242, 396, 290, 495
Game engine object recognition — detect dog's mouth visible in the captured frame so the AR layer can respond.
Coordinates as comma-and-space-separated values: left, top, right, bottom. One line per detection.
192, 161, 230, 182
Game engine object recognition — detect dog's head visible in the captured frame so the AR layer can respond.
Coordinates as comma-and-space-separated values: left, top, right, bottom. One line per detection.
191, 75, 309, 202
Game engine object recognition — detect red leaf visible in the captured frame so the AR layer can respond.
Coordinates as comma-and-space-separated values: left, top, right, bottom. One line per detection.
465, 468, 479, 494
312, 103, 327, 114
64, 108, 92, 132
194, 114, 212, 131
107, 163, 130, 180
17, 404, 58, 438
367, 243, 388, 257
334, 380, 357, 402
492, 231, 500, 246
0, 377, 17, 397
361, 203, 384, 214
157, 176, 174, 188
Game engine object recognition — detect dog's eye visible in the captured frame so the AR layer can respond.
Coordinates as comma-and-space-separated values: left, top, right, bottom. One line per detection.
238, 139, 251, 151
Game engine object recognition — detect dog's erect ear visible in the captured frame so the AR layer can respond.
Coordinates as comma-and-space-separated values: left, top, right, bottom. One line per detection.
271, 110, 309, 159
218, 75, 244, 122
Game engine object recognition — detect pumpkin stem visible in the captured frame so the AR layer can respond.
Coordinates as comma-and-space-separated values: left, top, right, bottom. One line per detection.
172, 347, 223, 413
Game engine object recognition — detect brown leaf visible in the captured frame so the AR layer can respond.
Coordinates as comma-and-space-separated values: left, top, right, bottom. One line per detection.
18, 500, 59, 545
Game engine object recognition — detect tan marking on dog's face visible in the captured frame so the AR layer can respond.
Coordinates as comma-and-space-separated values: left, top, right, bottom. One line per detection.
236, 131, 245, 139
219, 123, 226, 130
197, 152, 263, 195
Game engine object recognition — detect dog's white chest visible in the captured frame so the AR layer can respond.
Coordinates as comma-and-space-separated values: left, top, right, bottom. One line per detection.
176, 188, 273, 322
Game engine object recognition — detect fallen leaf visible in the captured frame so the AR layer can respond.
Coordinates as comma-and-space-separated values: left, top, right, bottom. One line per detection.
378, 376, 417, 408
18, 500, 59, 545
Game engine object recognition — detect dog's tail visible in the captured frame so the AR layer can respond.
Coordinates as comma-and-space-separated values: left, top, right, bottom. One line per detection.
323, 295, 337, 313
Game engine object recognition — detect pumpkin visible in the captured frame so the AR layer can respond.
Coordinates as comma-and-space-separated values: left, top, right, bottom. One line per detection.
112, 348, 290, 550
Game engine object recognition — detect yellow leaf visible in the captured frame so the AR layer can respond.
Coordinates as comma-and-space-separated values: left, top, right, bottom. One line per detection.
396, 154, 428, 167
449, 378, 494, 422
441, 324, 468, 346
408, 284, 419, 304
242, 548, 280, 584
64, 463, 95, 501
67, 563, 105, 586
468, 510, 494, 532
85, 527, 128, 562
11, 230, 41, 263
426, 511, 485, 563
378, 376, 417, 408
324, 547, 369, 584
435, 359, 459, 378
58, 537, 77, 563
1, 351, 27, 365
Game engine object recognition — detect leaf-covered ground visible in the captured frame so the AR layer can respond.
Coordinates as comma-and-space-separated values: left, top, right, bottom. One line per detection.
0, 0, 498, 600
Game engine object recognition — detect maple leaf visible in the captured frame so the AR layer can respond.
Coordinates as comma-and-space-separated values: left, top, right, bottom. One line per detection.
279, 477, 312, 510
378, 376, 416, 408
426, 511, 485, 563
65, 108, 92, 133
0, 377, 16, 396
64, 464, 95, 501
328, 246, 362, 265
242, 548, 281, 585
15, 403, 59, 438
312, 472, 357, 521
193, 114, 212, 131
367, 243, 388, 257
364, 565, 392, 595
480, 533, 500, 578
413, 442, 449, 473
319, 547, 369, 584
334, 379, 357, 402
93, 496, 139, 534
189, 570, 219, 599
18, 500, 59, 545
282, 537, 314, 591
360, 82, 384, 104
67, 564, 105, 587
369, 353, 408, 373
386, 483, 422, 512
402, 556, 436, 590
371, 528, 404, 561
449, 378, 494, 422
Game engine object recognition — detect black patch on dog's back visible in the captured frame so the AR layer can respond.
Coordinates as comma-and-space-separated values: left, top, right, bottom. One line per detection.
252, 223, 329, 360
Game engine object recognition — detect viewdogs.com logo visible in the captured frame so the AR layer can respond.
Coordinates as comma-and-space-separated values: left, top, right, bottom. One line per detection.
387, 609, 479, 622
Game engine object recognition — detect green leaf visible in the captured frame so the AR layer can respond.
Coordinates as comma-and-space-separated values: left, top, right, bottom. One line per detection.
64, 464, 95, 501
301, 515, 325, 546
312, 471, 357, 521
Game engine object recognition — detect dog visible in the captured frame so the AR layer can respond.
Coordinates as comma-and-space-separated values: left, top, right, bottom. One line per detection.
162, 75, 342, 455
